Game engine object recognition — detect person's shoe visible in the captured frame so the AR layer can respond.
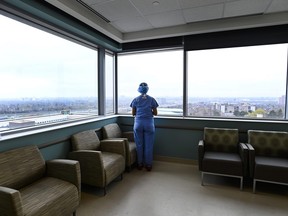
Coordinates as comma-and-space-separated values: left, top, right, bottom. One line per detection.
145, 165, 152, 172
137, 164, 143, 170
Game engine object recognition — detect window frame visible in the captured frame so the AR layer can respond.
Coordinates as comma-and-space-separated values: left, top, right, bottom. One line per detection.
105, 51, 115, 115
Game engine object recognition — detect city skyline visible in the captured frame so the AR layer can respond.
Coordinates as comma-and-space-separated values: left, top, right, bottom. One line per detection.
0, 94, 285, 132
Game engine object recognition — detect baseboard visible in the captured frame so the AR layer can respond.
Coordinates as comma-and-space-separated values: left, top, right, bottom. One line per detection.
154, 155, 198, 165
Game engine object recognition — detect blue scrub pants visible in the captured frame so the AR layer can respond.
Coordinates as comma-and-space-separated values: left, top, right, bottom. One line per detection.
133, 118, 155, 166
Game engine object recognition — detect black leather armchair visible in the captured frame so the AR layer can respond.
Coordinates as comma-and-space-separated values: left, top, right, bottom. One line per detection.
198, 127, 248, 190
247, 130, 288, 193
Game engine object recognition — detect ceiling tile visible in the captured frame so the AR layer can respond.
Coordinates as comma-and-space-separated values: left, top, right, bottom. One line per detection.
179, 0, 226, 9
130, 0, 181, 15
146, 10, 186, 28
47, 0, 288, 41
224, 0, 271, 17
111, 16, 153, 32
81, 0, 111, 5
266, 0, 288, 13
89, 0, 141, 21
183, 4, 224, 23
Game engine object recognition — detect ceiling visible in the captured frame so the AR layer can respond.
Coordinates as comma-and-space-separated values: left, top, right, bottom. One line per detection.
45, 0, 288, 43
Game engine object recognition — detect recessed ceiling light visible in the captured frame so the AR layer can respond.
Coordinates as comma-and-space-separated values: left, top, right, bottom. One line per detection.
152, 1, 160, 6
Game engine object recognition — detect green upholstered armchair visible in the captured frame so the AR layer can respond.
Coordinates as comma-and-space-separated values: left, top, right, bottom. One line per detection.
247, 130, 288, 193
68, 129, 126, 195
198, 127, 248, 190
102, 123, 137, 171
0, 145, 81, 216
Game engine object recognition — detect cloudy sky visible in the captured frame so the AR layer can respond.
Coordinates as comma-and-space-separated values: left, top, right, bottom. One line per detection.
1, 14, 287, 100
0, 15, 97, 99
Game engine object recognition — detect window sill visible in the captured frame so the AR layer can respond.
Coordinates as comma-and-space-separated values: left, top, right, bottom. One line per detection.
0, 115, 117, 141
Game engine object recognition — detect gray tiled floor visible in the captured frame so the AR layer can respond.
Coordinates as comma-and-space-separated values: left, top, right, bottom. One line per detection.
77, 161, 288, 216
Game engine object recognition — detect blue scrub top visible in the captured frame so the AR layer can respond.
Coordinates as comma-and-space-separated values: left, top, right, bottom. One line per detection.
130, 95, 159, 119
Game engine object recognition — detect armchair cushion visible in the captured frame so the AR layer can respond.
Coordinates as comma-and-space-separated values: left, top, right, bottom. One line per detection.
254, 156, 288, 183
202, 152, 243, 176
20, 177, 79, 216
0, 145, 45, 190
103, 123, 122, 138
204, 127, 238, 153
72, 130, 101, 150
248, 130, 288, 158
46, 159, 81, 196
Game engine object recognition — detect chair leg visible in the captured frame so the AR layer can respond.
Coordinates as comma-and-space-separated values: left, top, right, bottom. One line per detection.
201, 172, 204, 186
126, 165, 131, 172
240, 177, 243, 191
73, 211, 76, 216
103, 186, 107, 196
253, 179, 256, 193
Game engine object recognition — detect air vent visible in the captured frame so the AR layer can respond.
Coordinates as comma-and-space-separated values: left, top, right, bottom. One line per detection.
76, 0, 110, 23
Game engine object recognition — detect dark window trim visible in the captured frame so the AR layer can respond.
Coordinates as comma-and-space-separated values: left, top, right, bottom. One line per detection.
184, 24, 288, 51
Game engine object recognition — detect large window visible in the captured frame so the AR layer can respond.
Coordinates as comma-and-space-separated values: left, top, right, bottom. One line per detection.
187, 44, 288, 119
118, 49, 183, 116
0, 15, 98, 132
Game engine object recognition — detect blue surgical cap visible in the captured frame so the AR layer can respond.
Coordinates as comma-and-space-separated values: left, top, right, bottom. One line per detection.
138, 82, 149, 94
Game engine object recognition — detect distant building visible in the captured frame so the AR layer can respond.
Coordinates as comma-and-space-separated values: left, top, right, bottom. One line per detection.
226, 105, 235, 113
9, 120, 35, 129
239, 103, 255, 112
61, 109, 71, 115
249, 105, 256, 112
213, 103, 221, 111
256, 114, 264, 118
279, 95, 285, 106
220, 105, 226, 113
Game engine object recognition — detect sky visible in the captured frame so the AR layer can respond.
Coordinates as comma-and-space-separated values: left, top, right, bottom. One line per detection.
118, 44, 287, 98
0, 15, 97, 99
187, 45, 288, 98
1, 14, 287, 100
117, 50, 184, 98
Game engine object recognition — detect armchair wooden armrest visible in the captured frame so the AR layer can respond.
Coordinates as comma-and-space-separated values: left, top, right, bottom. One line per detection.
46, 159, 81, 195
0, 186, 23, 216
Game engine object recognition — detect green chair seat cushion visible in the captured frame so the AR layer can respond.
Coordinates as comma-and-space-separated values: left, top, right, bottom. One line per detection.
20, 177, 79, 216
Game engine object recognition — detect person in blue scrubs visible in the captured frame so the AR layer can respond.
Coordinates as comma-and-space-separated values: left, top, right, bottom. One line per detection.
130, 82, 159, 171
